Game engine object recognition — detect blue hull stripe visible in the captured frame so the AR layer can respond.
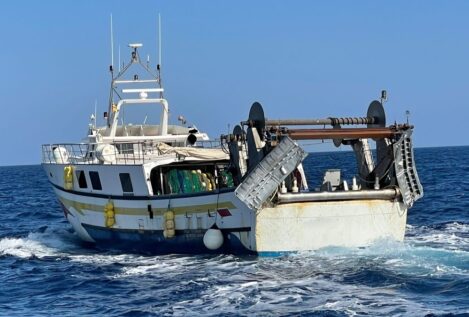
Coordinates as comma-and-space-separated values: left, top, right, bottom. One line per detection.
82, 224, 255, 255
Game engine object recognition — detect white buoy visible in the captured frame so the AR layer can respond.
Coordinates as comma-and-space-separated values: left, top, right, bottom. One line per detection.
203, 228, 224, 250
343, 180, 349, 191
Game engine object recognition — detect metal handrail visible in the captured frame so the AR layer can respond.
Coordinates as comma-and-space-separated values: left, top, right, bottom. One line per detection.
41, 140, 223, 165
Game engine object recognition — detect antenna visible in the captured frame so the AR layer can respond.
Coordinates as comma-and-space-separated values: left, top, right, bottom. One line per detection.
158, 13, 162, 66
380, 89, 387, 104
157, 13, 163, 98
110, 14, 114, 70
118, 45, 121, 72
94, 99, 98, 128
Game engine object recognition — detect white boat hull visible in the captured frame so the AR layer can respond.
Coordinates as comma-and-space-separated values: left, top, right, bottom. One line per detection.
52, 184, 407, 255
254, 200, 407, 255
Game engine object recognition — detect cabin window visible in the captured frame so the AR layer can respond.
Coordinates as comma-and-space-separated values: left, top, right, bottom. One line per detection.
119, 173, 134, 193
217, 168, 236, 189
150, 164, 236, 196
165, 166, 217, 195
167, 169, 215, 194
150, 168, 164, 195
89, 171, 102, 190
76, 170, 87, 189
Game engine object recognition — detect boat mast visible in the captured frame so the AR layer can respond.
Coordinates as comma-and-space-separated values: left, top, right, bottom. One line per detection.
157, 13, 164, 99
158, 13, 162, 67
104, 13, 114, 127
110, 13, 114, 72
102, 15, 169, 136
108, 13, 115, 127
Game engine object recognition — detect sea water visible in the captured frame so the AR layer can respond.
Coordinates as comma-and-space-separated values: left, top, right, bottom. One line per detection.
0, 147, 468, 316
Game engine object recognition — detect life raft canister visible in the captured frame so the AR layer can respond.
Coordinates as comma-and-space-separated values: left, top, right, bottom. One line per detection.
104, 201, 115, 227
63, 166, 74, 190
53, 146, 70, 164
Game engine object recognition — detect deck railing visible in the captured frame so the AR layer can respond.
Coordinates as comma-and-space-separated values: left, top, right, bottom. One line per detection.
42, 140, 223, 165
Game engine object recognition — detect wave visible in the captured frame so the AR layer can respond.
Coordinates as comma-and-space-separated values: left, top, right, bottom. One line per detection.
0, 228, 78, 259
2, 223, 468, 274
163, 276, 437, 317
406, 222, 469, 252
0, 223, 468, 315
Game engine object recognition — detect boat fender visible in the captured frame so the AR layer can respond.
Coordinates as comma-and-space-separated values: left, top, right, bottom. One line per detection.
196, 170, 206, 190
63, 166, 74, 190
163, 210, 175, 238
207, 173, 216, 191
104, 201, 115, 227
203, 227, 224, 250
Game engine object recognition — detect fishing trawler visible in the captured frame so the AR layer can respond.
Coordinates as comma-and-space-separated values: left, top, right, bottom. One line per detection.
42, 43, 423, 255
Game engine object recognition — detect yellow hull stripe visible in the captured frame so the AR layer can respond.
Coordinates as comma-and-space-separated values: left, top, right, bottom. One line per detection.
58, 196, 237, 216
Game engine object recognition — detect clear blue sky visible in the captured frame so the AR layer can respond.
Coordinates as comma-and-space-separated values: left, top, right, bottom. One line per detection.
1, 1, 468, 166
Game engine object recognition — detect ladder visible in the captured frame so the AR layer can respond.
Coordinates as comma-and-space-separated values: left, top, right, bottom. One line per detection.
394, 130, 424, 207
235, 137, 307, 210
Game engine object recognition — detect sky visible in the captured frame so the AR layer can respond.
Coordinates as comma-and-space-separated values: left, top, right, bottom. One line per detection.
1, 0, 468, 166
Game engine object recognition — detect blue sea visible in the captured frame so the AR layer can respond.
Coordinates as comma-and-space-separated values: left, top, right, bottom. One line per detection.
0, 146, 468, 316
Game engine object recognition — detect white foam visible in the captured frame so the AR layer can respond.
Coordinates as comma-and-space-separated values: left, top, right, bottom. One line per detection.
444, 222, 469, 233
0, 229, 85, 259
162, 274, 437, 316
69, 253, 138, 265
0, 235, 58, 259
406, 222, 469, 254
113, 261, 179, 278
